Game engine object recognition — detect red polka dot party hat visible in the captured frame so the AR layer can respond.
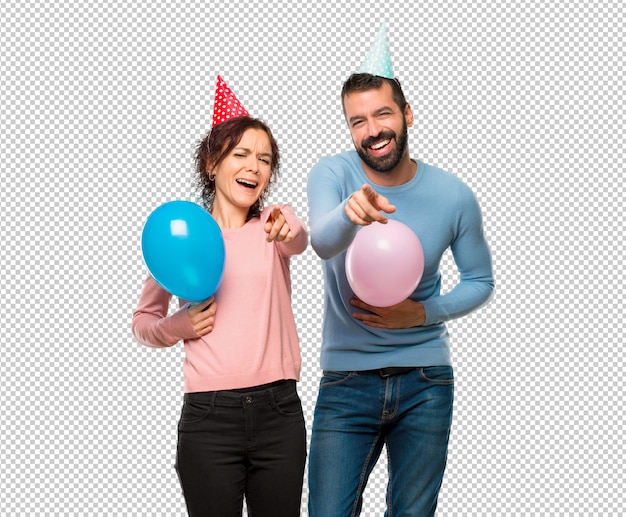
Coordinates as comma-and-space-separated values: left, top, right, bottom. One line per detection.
211, 75, 250, 127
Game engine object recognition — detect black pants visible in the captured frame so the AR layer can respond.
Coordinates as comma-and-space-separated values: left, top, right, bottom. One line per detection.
175, 380, 306, 516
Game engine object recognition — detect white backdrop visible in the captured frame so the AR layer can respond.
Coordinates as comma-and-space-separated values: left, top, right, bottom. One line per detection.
1, 1, 623, 515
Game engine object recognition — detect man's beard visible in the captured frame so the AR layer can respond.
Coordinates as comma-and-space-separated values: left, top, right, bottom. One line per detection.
356, 119, 409, 173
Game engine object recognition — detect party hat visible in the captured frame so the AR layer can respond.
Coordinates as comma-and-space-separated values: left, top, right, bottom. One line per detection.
358, 23, 394, 79
212, 75, 250, 127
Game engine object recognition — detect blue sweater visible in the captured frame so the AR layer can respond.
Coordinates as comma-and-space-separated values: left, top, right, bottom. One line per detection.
307, 151, 494, 370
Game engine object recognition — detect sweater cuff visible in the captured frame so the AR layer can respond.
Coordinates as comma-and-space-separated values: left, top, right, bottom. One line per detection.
421, 298, 441, 326
170, 304, 201, 339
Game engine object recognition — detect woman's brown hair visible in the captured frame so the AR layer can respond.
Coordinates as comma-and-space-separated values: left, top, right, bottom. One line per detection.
195, 116, 280, 220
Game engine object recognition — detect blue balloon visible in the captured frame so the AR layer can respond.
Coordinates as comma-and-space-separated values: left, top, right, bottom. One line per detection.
141, 200, 225, 302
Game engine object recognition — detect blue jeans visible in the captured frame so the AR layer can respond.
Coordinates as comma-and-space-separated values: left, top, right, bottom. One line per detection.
308, 367, 454, 517
176, 380, 306, 516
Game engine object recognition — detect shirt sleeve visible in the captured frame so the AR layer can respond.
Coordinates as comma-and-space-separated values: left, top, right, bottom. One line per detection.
307, 159, 360, 259
421, 184, 495, 324
131, 276, 200, 348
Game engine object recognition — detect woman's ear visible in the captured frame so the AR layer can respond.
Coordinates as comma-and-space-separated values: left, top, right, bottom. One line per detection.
205, 158, 216, 179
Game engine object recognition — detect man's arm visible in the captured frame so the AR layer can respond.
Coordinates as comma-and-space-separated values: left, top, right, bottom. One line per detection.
308, 163, 395, 259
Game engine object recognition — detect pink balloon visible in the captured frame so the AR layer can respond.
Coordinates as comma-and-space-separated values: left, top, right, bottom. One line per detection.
345, 220, 424, 307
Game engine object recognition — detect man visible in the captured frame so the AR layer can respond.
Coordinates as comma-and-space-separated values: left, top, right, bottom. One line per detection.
306, 37, 494, 517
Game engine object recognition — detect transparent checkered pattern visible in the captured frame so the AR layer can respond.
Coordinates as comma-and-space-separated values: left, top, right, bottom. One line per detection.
1, 1, 624, 515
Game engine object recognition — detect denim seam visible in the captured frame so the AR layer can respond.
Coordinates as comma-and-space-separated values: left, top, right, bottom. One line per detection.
351, 434, 383, 517
386, 443, 394, 517
419, 367, 455, 385
382, 377, 402, 421
319, 371, 355, 388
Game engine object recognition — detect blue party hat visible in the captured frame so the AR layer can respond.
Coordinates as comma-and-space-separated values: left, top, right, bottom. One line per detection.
358, 23, 394, 79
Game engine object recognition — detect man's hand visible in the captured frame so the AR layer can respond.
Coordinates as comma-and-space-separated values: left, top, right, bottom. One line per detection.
187, 297, 217, 336
345, 184, 396, 226
350, 297, 425, 329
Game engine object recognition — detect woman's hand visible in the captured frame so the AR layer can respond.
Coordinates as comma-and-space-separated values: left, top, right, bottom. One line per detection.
187, 297, 217, 336
264, 206, 294, 243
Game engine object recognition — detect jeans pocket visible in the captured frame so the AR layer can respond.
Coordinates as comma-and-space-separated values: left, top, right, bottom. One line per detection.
320, 371, 354, 387
420, 365, 454, 385
271, 389, 304, 419
179, 399, 211, 426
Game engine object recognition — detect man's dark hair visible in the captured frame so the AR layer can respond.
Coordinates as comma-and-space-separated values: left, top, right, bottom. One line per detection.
341, 73, 408, 115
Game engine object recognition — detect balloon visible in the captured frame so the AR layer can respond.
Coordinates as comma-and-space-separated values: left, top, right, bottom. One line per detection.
345, 220, 424, 307
141, 200, 225, 301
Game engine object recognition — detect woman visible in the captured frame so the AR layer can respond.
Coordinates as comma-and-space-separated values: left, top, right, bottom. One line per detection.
132, 91, 308, 515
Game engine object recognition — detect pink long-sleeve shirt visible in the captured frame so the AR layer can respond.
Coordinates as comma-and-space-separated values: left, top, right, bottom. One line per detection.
132, 205, 308, 393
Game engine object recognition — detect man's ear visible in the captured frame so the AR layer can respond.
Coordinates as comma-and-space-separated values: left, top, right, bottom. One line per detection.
404, 103, 414, 127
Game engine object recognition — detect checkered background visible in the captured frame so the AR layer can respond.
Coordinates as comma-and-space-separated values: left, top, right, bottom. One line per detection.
1, 1, 623, 515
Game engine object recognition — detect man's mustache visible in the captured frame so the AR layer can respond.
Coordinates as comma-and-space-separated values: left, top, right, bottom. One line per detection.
362, 131, 396, 148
